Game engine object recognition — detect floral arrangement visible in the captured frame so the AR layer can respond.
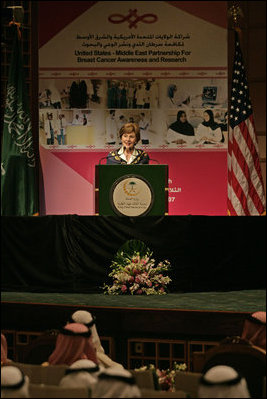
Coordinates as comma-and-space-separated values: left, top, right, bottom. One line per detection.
135, 362, 187, 391
103, 240, 171, 295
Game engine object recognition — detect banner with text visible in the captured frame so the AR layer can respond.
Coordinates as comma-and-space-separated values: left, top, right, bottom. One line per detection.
39, 1, 228, 215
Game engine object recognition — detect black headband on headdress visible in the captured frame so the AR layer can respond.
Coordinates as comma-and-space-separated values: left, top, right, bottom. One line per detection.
98, 373, 136, 385
59, 327, 92, 338
65, 365, 100, 375
85, 315, 96, 328
1, 371, 26, 390
247, 314, 266, 325
199, 374, 242, 387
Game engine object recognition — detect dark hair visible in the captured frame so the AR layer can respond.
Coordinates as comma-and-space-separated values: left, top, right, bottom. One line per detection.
203, 109, 214, 121
176, 111, 187, 120
119, 123, 140, 143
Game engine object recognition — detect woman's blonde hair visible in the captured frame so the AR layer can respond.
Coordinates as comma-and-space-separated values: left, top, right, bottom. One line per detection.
119, 123, 140, 143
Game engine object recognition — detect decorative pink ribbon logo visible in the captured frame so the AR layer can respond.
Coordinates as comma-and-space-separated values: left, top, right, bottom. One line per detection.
108, 9, 157, 28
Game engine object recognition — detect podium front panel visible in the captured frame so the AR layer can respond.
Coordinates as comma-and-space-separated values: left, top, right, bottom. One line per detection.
95, 165, 168, 216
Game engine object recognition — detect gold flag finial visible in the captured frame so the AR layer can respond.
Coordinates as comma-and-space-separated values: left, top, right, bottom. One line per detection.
228, 2, 244, 30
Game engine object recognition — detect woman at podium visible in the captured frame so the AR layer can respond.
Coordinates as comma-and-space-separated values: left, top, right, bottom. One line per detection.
106, 123, 150, 165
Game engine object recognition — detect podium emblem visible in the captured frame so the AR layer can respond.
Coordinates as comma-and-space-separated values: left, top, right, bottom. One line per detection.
110, 174, 154, 216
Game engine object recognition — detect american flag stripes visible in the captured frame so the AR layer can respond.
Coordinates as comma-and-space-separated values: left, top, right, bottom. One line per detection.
227, 30, 266, 216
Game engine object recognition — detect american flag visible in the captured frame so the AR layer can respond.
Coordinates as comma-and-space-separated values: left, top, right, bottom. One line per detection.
227, 30, 266, 215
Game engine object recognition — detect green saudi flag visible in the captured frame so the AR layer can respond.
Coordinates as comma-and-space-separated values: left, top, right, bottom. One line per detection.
1, 26, 38, 215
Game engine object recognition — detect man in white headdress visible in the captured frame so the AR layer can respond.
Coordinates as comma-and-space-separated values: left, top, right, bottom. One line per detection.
198, 365, 251, 398
91, 366, 141, 398
1, 366, 30, 398
71, 310, 124, 369
59, 358, 102, 394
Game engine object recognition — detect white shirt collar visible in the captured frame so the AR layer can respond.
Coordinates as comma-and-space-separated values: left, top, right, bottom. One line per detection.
118, 147, 138, 164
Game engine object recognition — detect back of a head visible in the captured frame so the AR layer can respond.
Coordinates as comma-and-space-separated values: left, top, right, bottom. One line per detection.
1, 333, 8, 364
71, 310, 93, 325
198, 365, 251, 398
1, 366, 30, 398
91, 366, 141, 398
48, 323, 91, 365
241, 311, 266, 350
60, 359, 101, 392
70, 312, 100, 361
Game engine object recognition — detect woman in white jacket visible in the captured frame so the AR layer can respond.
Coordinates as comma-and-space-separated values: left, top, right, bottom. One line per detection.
196, 110, 223, 144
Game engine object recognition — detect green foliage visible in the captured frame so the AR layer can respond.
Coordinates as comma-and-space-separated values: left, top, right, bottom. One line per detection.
114, 239, 152, 266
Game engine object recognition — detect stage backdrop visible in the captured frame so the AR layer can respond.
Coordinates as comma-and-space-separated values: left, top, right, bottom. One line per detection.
38, 1, 228, 215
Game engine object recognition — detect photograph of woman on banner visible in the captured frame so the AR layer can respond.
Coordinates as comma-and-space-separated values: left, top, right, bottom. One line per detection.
167, 110, 196, 145
106, 123, 149, 165
69, 80, 88, 108
195, 109, 223, 144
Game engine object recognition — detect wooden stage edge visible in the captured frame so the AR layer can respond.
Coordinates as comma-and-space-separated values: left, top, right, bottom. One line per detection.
1, 300, 250, 340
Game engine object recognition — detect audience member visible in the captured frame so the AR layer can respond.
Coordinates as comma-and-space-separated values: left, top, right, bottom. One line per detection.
1, 366, 30, 398
45, 323, 97, 366
241, 311, 266, 351
198, 365, 251, 398
91, 367, 141, 398
1, 333, 9, 365
59, 358, 102, 393
71, 310, 124, 368
198, 364, 251, 398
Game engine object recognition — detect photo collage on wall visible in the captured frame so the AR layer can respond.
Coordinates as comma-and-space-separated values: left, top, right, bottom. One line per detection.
39, 77, 228, 150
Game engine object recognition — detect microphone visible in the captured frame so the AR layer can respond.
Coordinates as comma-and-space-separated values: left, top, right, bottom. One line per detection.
98, 156, 110, 165
148, 158, 160, 164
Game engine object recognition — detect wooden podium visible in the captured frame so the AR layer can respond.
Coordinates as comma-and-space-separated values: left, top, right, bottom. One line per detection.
95, 165, 168, 216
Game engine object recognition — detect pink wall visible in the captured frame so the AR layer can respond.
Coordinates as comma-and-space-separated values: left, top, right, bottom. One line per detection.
40, 147, 227, 215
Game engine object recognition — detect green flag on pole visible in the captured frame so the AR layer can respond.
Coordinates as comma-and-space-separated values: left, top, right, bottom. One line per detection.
1, 24, 39, 216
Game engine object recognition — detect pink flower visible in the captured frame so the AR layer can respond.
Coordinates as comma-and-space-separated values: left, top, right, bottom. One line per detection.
129, 276, 134, 283
121, 285, 127, 293
159, 287, 165, 292
136, 289, 143, 294
135, 276, 141, 283
146, 281, 152, 287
